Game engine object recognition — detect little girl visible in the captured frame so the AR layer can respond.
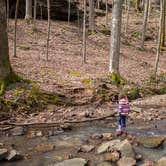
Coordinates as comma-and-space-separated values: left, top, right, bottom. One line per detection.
116, 94, 130, 134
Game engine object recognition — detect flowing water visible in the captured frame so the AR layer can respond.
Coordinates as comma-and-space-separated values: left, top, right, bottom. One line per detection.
0, 119, 166, 166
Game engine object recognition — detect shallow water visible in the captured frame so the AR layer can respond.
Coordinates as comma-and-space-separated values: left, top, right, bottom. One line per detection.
0, 119, 166, 166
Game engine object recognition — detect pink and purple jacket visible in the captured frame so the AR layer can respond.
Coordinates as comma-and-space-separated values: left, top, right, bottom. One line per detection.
118, 98, 130, 115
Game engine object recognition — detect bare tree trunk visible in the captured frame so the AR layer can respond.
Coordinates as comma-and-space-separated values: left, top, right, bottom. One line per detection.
77, 8, 80, 36
40, 3, 43, 20
14, 0, 19, 58
6, 0, 9, 30
0, 0, 13, 94
89, 0, 95, 31
68, 0, 71, 25
109, 0, 123, 74
82, 0, 87, 63
141, 0, 149, 49
161, 0, 165, 48
97, 0, 100, 9
46, 0, 51, 61
33, 0, 37, 29
25, 0, 32, 20
125, 0, 130, 34
154, 0, 163, 80
105, 0, 108, 26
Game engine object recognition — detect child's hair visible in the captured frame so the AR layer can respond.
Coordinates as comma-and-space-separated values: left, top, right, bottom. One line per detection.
119, 93, 127, 100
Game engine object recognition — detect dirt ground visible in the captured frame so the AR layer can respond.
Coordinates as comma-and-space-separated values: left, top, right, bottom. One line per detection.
8, 9, 166, 94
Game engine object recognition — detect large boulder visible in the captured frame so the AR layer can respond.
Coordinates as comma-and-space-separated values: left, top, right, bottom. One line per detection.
115, 139, 136, 158
137, 136, 165, 148
53, 158, 87, 166
156, 156, 166, 166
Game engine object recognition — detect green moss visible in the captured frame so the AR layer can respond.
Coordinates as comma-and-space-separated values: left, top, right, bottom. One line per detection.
82, 78, 93, 86
69, 71, 82, 77
110, 73, 126, 86
18, 45, 30, 51
100, 29, 111, 35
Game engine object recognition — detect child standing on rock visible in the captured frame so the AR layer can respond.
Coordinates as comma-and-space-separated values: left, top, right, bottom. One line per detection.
116, 94, 130, 134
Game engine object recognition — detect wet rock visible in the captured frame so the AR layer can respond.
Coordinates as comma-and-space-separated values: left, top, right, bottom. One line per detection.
0, 148, 8, 160
102, 133, 113, 140
60, 123, 72, 131
53, 158, 87, 166
156, 156, 166, 166
139, 160, 155, 166
137, 136, 165, 148
6, 149, 23, 161
27, 130, 36, 138
117, 157, 136, 166
79, 145, 95, 153
97, 162, 113, 166
91, 133, 103, 140
35, 144, 55, 153
104, 151, 120, 162
10, 127, 25, 136
97, 139, 121, 154
135, 154, 142, 161
115, 139, 136, 158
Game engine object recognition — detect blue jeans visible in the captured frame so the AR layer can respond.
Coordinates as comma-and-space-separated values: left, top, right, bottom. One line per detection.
118, 114, 127, 129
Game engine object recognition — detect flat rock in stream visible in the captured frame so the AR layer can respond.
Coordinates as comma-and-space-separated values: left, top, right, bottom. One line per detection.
80, 145, 95, 153
6, 149, 23, 161
137, 136, 165, 148
10, 127, 25, 136
117, 157, 136, 166
156, 156, 166, 166
53, 158, 87, 166
0, 148, 8, 160
97, 139, 121, 154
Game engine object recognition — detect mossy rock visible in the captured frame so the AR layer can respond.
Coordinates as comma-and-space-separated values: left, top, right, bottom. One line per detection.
109, 73, 125, 86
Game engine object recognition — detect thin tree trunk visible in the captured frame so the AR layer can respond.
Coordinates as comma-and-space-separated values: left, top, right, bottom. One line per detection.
68, 0, 71, 25
89, 0, 95, 32
25, 0, 32, 20
105, 0, 108, 26
161, 0, 165, 48
33, 0, 37, 29
109, 0, 123, 74
154, 0, 163, 80
77, 8, 80, 36
82, 0, 87, 63
97, 0, 100, 9
125, 0, 130, 34
40, 3, 43, 20
14, 0, 19, 58
141, 0, 149, 49
6, 0, 9, 30
46, 0, 51, 61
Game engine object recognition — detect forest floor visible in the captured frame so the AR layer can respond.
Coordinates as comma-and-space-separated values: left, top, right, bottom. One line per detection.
4, 8, 166, 123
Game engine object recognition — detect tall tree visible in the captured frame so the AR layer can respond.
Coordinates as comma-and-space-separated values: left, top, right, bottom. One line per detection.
154, 0, 163, 80
83, 0, 87, 63
161, 0, 165, 48
25, 0, 32, 20
68, 0, 71, 25
89, 0, 95, 31
105, 0, 108, 26
109, 0, 123, 75
33, 0, 37, 29
14, 0, 19, 58
0, 0, 17, 94
6, 0, 9, 30
125, 0, 130, 34
46, 0, 51, 61
141, 0, 149, 49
